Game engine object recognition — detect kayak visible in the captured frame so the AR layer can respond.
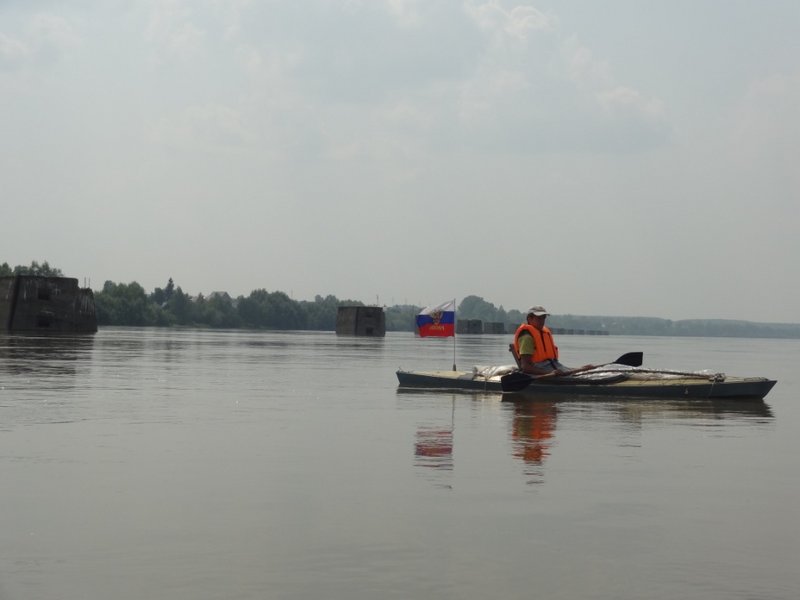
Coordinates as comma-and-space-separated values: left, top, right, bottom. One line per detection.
395, 367, 777, 400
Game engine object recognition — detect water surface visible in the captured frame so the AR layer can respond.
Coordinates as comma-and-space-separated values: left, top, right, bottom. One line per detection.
1, 329, 798, 599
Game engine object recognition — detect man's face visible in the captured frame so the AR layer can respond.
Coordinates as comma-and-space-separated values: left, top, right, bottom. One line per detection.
529, 314, 546, 328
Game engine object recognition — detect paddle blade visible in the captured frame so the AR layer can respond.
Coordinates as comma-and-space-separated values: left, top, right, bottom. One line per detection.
501, 371, 534, 392
613, 352, 643, 367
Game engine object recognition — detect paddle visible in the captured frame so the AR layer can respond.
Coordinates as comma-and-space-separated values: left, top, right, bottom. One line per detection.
500, 352, 644, 392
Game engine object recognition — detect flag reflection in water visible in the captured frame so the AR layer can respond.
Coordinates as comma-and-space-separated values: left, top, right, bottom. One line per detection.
414, 426, 453, 471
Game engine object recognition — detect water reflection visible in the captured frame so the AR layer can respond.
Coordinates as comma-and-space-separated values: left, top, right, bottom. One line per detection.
0, 332, 95, 377
415, 427, 454, 470
503, 393, 773, 419
608, 397, 774, 422
402, 389, 774, 487
414, 399, 455, 473
509, 400, 557, 485
0, 333, 96, 428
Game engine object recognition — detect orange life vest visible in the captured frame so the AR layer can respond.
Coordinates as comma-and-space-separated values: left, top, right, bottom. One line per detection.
513, 323, 559, 363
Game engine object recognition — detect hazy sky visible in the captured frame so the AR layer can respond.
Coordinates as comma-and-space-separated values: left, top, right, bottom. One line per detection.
2, 1, 798, 322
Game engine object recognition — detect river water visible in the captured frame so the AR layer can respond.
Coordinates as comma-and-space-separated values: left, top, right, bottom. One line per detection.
1, 328, 798, 600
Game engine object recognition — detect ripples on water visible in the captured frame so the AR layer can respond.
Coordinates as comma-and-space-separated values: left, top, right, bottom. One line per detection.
0, 329, 797, 600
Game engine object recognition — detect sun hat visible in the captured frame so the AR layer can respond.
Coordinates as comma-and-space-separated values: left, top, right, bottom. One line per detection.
527, 306, 549, 316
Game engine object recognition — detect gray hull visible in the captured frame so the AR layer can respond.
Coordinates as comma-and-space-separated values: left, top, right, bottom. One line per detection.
396, 370, 777, 400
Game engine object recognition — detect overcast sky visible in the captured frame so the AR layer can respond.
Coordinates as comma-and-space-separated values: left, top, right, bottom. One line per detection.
2, 1, 798, 322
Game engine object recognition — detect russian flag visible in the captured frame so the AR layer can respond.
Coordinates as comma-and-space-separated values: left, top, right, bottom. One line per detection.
416, 300, 455, 338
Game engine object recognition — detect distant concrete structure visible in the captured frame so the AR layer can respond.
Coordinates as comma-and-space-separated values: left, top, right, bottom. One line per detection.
483, 321, 506, 334
336, 306, 385, 337
550, 327, 609, 336
456, 319, 483, 334
1, 275, 97, 333
451, 319, 607, 336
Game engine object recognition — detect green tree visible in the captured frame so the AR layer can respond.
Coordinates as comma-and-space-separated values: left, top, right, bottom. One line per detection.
196, 292, 241, 328
384, 304, 420, 332
13, 261, 63, 276
237, 291, 264, 328
2, 261, 63, 276
266, 291, 306, 329
150, 277, 176, 306
94, 281, 154, 326
301, 294, 343, 330
458, 295, 501, 322
237, 289, 306, 329
167, 287, 193, 326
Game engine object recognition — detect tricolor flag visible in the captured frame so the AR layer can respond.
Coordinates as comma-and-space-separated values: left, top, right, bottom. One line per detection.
416, 300, 455, 338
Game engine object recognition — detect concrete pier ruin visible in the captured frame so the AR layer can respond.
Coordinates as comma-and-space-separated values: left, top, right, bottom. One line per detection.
336, 306, 385, 337
1, 275, 97, 333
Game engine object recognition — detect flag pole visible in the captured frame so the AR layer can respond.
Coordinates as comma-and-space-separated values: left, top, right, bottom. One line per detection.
452, 298, 457, 371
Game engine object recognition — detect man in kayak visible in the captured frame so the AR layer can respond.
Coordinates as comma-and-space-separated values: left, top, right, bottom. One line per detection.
513, 306, 595, 376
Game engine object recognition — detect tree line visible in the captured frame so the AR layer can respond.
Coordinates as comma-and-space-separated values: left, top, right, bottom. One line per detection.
90, 280, 529, 331
1, 261, 432, 330
95, 278, 441, 331
1, 261, 62, 277
95, 279, 361, 329
4, 261, 800, 337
